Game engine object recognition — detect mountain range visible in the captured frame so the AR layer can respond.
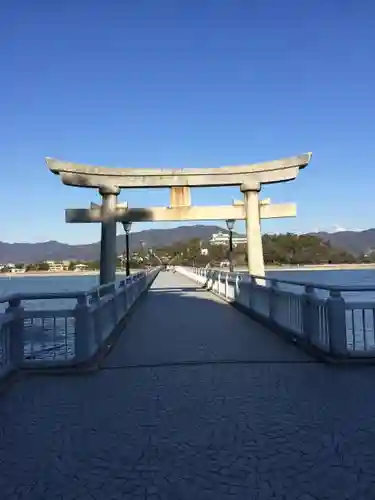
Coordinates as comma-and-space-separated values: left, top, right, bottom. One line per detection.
0, 225, 222, 264
311, 229, 375, 257
1, 225, 374, 264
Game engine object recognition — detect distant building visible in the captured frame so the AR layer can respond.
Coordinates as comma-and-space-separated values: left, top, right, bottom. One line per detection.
73, 263, 88, 272
209, 231, 247, 247
45, 260, 70, 272
219, 260, 230, 267
131, 253, 143, 263
1, 263, 26, 273
364, 249, 375, 258
200, 247, 209, 256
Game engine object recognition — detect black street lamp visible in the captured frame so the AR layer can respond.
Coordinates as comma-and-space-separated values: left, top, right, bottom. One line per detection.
226, 219, 235, 272
122, 221, 132, 276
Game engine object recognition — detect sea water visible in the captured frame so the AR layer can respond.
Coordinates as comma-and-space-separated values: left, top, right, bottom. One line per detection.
1, 269, 374, 305
0, 273, 128, 312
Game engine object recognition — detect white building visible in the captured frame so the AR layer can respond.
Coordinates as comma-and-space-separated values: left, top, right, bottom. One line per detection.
209, 231, 247, 247
45, 260, 70, 272
73, 263, 88, 272
1, 263, 26, 273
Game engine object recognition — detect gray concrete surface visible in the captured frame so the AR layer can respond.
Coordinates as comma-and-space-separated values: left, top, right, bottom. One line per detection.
1, 271, 375, 499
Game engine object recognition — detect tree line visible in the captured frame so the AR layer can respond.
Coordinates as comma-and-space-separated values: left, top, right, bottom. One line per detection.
1, 233, 371, 271
152, 233, 365, 266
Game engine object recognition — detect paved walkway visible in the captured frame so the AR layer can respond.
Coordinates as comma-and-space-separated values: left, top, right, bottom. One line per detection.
1, 272, 375, 500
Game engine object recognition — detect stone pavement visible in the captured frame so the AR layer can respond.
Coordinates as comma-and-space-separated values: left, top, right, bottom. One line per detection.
1, 272, 375, 500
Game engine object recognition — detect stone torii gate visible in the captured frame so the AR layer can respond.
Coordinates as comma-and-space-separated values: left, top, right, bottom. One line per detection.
46, 153, 311, 284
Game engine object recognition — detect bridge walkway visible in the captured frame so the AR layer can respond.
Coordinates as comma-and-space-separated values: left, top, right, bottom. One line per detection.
0, 272, 374, 499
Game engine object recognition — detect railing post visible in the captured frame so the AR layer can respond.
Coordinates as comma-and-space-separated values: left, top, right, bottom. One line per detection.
269, 281, 279, 322
89, 293, 102, 346
112, 287, 120, 324
125, 278, 132, 306
302, 285, 315, 343
74, 294, 92, 362
141, 274, 146, 293
205, 270, 210, 289
119, 280, 127, 307
225, 274, 229, 299
247, 276, 254, 309
327, 290, 348, 356
235, 275, 240, 299
6, 298, 24, 369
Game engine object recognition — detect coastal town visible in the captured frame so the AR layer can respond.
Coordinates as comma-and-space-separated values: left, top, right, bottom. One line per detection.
2, 231, 375, 276
0, 260, 88, 274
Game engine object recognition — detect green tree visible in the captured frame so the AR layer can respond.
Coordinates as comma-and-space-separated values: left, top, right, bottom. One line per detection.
37, 261, 50, 271
25, 263, 38, 272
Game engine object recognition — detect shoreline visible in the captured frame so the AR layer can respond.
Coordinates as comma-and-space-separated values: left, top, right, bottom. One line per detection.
1, 263, 375, 277
0, 270, 133, 278
265, 263, 375, 271
227, 263, 375, 272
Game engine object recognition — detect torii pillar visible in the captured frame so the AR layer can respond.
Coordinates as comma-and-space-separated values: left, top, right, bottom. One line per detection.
241, 182, 264, 277
98, 186, 120, 285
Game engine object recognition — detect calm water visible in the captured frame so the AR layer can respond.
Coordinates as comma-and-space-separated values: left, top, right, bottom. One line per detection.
0, 269, 374, 306
0, 273, 128, 312
267, 268, 375, 288
265, 269, 375, 302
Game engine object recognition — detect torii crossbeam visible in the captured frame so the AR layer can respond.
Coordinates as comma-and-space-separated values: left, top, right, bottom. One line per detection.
66, 200, 296, 223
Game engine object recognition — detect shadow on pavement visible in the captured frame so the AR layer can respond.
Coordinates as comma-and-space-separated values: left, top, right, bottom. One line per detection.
104, 285, 314, 369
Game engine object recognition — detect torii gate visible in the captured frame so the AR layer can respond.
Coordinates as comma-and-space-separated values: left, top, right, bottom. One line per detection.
46, 153, 311, 284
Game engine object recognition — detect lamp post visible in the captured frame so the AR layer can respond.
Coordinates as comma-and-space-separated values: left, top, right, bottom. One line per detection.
122, 221, 132, 276
226, 219, 235, 272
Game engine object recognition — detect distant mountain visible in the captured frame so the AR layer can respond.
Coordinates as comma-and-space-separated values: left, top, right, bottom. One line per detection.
1, 225, 373, 264
311, 229, 375, 256
0, 225, 225, 264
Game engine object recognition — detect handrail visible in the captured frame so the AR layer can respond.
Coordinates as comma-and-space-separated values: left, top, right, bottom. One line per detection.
181, 266, 375, 359
0, 290, 88, 304
0, 267, 161, 380
0, 270, 152, 305
198, 268, 375, 293
247, 273, 375, 292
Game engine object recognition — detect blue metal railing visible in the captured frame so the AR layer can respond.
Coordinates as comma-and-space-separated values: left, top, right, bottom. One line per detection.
0, 268, 160, 380
180, 267, 375, 359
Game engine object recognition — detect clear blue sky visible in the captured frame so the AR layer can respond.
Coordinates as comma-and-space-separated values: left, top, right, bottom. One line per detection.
2, 0, 374, 244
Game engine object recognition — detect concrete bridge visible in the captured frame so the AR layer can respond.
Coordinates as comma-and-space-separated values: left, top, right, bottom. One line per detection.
1, 268, 375, 499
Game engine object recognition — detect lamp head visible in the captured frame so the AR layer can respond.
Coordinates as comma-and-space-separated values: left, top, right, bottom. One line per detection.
122, 221, 132, 233
226, 219, 235, 231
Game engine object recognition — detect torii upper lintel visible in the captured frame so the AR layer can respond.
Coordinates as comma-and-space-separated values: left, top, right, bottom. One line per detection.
46, 153, 312, 189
